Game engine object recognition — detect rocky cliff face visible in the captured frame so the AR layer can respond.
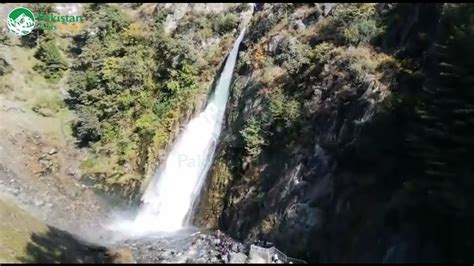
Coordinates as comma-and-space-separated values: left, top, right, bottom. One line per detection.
196, 3, 447, 263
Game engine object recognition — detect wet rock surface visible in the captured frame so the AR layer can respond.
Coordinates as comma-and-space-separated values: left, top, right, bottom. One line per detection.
114, 230, 292, 264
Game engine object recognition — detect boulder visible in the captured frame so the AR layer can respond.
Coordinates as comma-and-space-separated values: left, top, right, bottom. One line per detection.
230, 252, 248, 263
231, 243, 241, 252
290, 19, 306, 31
0, 57, 12, 75
105, 248, 135, 263
268, 33, 285, 55
321, 3, 337, 16
34, 199, 44, 206
248, 244, 271, 263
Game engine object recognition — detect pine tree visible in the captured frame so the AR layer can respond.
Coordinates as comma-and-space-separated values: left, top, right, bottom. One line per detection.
406, 3, 474, 262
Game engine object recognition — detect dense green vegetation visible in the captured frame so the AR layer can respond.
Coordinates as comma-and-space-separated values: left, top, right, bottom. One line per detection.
240, 118, 266, 158
64, 4, 239, 196
402, 3, 474, 261
331, 3, 385, 45
214, 13, 241, 35
66, 5, 176, 193
33, 33, 68, 82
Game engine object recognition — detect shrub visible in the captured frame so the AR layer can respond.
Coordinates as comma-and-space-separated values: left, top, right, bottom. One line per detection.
342, 16, 384, 45
310, 42, 336, 64
175, 12, 213, 38
213, 13, 240, 35
274, 37, 311, 74
331, 3, 385, 45
85, 4, 130, 41
101, 57, 121, 83
258, 66, 286, 85
30, 90, 65, 116
34, 34, 68, 82
123, 23, 146, 44
267, 87, 301, 126
73, 107, 101, 146
240, 118, 266, 158
237, 50, 252, 73
135, 112, 158, 136
80, 157, 97, 170
342, 46, 397, 85
248, 5, 287, 43
268, 88, 285, 119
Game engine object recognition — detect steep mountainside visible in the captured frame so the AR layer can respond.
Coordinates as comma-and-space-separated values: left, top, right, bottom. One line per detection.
196, 3, 473, 263
1, 3, 473, 264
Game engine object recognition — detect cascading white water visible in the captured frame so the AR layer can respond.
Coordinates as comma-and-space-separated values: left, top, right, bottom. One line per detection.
110, 28, 246, 238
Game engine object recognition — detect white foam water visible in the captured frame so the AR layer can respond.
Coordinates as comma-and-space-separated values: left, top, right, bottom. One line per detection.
109, 28, 246, 238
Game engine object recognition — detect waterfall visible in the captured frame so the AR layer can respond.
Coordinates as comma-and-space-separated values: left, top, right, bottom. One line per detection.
110, 28, 245, 238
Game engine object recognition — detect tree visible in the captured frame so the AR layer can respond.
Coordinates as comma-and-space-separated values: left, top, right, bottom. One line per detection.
405, 3, 474, 262
33, 33, 68, 82
240, 118, 266, 158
